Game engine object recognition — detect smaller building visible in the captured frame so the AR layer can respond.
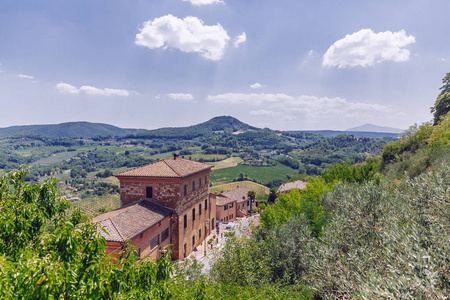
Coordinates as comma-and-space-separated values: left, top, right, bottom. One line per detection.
93, 199, 173, 261
213, 193, 237, 223
212, 187, 254, 222
276, 180, 307, 194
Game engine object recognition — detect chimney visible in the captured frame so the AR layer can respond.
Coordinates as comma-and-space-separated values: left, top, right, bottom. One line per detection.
189, 156, 192, 160
182, 156, 185, 159
173, 153, 177, 160
237, 185, 239, 188
200, 158, 204, 163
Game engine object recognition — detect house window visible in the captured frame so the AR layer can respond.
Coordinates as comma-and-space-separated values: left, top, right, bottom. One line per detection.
161, 227, 169, 243
192, 235, 195, 246
184, 214, 187, 228
150, 234, 159, 250
212, 218, 215, 229
193, 208, 196, 221
224, 206, 227, 211
184, 185, 187, 196
247, 200, 249, 206
205, 175, 208, 184
205, 199, 207, 210
146, 187, 153, 198
192, 181, 195, 191
199, 228, 201, 239
199, 178, 202, 187
199, 203, 202, 215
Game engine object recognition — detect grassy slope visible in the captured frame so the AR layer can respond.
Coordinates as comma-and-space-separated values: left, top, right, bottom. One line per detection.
211, 157, 243, 169
210, 163, 297, 185
210, 181, 269, 195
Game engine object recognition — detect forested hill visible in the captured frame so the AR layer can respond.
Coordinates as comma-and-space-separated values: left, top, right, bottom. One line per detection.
0, 122, 145, 138
133, 116, 259, 139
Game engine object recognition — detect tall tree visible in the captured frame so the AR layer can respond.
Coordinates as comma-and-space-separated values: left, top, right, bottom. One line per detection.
247, 190, 256, 216
431, 72, 450, 125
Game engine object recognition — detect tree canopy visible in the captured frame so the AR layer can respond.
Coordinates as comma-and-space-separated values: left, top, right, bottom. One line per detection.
432, 72, 450, 125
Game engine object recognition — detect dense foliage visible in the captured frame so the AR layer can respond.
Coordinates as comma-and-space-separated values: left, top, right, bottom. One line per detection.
212, 161, 450, 299
0, 167, 174, 299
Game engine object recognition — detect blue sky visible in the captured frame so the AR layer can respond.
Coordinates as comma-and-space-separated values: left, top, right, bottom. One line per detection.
0, 0, 449, 130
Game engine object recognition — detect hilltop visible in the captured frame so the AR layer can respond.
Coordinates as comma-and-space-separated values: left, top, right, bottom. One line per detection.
133, 116, 259, 139
0, 121, 145, 139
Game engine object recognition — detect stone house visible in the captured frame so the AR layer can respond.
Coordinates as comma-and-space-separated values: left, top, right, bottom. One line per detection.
212, 187, 254, 222
94, 155, 216, 261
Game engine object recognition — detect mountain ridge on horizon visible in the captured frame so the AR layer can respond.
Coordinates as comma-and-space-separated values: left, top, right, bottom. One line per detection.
345, 123, 403, 133
0, 117, 401, 139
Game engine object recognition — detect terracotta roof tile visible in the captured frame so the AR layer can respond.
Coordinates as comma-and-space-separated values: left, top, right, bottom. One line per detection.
115, 157, 213, 178
215, 194, 236, 206
93, 200, 173, 242
276, 180, 307, 194
214, 187, 251, 206
222, 187, 251, 204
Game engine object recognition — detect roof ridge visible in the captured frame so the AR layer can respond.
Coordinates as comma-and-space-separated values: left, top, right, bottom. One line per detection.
109, 217, 125, 242
114, 161, 155, 176
163, 158, 182, 177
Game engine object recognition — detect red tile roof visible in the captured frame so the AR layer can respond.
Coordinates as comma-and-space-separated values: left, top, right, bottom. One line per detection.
214, 187, 251, 206
221, 187, 251, 204
276, 180, 307, 194
115, 157, 213, 178
93, 200, 173, 242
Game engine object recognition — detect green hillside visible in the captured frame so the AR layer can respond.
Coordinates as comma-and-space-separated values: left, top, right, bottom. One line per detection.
0, 121, 145, 138
134, 116, 259, 139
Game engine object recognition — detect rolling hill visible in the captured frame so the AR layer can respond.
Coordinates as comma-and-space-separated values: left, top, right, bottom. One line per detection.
133, 116, 259, 139
0, 122, 145, 138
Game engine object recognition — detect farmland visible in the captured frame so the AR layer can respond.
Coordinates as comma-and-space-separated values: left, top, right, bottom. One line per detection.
210, 163, 298, 185
210, 180, 269, 195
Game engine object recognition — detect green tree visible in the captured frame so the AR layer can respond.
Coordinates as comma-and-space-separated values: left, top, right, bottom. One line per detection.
432, 72, 450, 125
247, 190, 256, 215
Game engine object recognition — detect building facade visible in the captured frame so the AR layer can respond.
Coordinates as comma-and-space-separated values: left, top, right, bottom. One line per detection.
95, 155, 216, 261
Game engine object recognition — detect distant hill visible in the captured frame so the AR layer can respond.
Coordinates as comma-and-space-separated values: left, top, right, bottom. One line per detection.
346, 123, 403, 133
134, 116, 259, 139
0, 122, 145, 138
290, 130, 400, 139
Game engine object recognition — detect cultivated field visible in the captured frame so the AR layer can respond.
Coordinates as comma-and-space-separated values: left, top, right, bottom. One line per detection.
211, 157, 243, 169
210, 163, 298, 185
210, 181, 269, 195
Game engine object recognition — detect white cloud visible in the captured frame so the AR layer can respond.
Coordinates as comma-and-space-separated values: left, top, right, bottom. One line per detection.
17, 74, 34, 80
182, 0, 225, 5
167, 93, 194, 100
323, 29, 416, 68
250, 83, 263, 89
56, 83, 80, 94
56, 82, 131, 96
441, 58, 446, 62
234, 32, 246, 48
135, 15, 230, 61
207, 92, 392, 124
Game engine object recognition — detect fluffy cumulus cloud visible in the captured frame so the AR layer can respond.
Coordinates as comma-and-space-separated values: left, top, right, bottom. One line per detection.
234, 32, 246, 48
167, 93, 194, 100
323, 29, 416, 68
181, 0, 225, 5
135, 15, 230, 61
55, 83, 131, 96
207, 92, 392, 126
250, 83, 263, 89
